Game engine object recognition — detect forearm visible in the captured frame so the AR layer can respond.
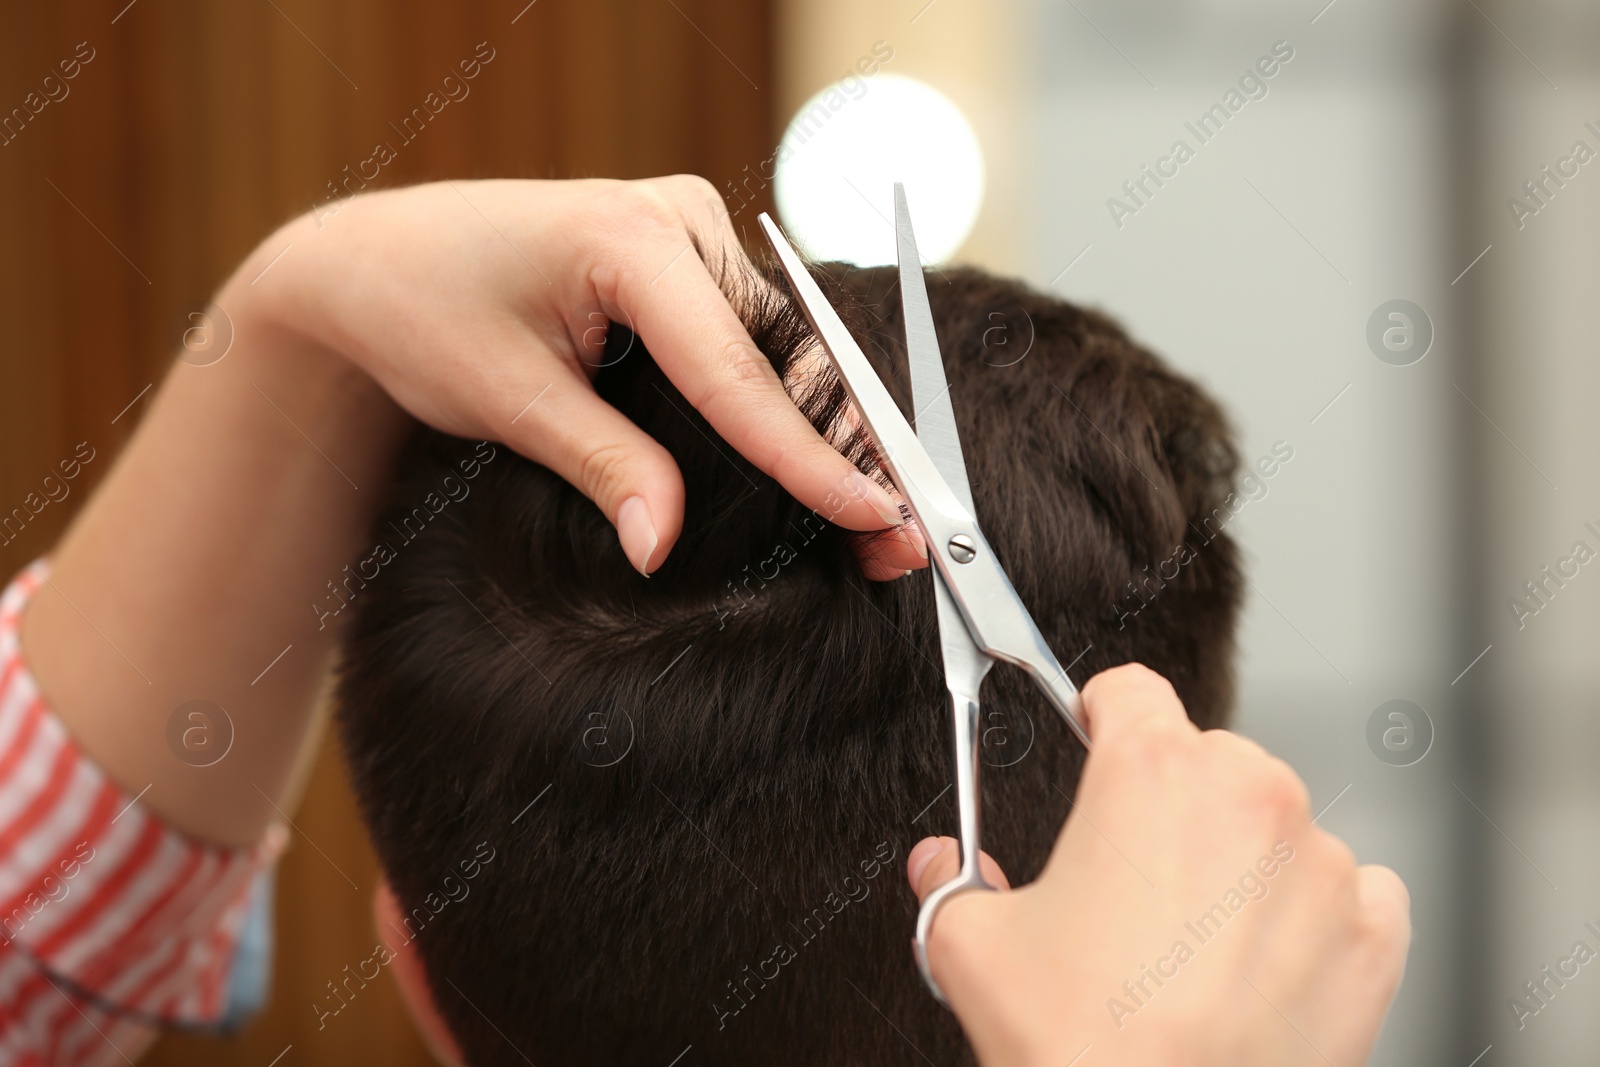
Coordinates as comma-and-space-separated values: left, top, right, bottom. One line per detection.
19, 226, 413, 847
12, 175, 930, 851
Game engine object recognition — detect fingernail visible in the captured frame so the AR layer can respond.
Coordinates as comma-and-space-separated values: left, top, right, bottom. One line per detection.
849, 472, 903, 528
616, 496, 658, 575
907, 837, 953, 889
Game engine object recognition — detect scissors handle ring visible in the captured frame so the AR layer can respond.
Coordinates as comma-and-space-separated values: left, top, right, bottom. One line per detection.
913, 861, 997, 1005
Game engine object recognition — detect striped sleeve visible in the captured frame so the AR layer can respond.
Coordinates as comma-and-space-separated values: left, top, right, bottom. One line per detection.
0, 559, 287, 1026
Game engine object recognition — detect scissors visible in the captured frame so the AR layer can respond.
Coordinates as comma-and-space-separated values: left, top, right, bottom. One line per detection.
758, 185, 1093, 1005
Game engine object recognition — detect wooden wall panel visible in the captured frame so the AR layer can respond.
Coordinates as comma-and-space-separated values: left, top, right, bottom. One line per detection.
0, 1, 776, 1063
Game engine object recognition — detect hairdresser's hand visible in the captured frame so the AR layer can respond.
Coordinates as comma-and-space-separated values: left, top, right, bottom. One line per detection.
906, 664, 1410, 1067
226, 177, 925, 577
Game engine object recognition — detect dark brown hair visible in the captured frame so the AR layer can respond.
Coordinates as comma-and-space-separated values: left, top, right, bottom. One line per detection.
335, 258, 1243, 1066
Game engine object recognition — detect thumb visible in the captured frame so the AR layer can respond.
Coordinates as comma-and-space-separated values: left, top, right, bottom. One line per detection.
503, 366, 685, 576
906, 837, 1011, 901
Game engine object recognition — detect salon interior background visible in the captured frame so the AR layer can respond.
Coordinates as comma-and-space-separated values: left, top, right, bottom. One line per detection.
2, 0, 1599, 1064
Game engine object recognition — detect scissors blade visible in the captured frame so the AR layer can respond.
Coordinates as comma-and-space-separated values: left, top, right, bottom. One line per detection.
756, 212, 974, 528
895, 183, 975, 518
933, 566, 992, 701
757, 210, 1091, 747
892, 184, 989, 695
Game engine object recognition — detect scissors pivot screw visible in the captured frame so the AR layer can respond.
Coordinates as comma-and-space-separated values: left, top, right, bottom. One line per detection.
947, 535, 977, 563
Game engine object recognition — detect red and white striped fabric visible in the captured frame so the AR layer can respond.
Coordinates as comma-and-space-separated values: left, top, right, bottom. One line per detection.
0, 561, 285, 1066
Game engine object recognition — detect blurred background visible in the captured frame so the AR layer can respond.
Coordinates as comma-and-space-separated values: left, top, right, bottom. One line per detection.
0, 0, 1595, 1063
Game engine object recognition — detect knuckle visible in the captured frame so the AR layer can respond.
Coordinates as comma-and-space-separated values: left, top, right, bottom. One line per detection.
1257, 756, 1312, 820
1373, 865, 1411, 916
621, 182, 682, 230
1091, 661, 1167, 697
1082, 662, 1175, 716
586, 217, 685, 305
577, 442, 636, 509
1125, 660, 1175, 691
1203, 732, 1309, 821
697, 339, 779, 409
660, 172, 722, 206
584, 237, 633, 302
724, 340, 778, 385
1360, 868, 1413, 955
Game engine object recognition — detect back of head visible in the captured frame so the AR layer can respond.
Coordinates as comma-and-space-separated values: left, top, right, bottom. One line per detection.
336, 258, 1243, 1066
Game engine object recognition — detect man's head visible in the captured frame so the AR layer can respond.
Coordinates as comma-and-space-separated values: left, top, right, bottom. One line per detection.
335, 258, 1243, 1065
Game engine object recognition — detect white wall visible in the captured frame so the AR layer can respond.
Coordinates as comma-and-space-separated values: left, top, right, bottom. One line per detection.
1022, 4, 1461, 1062
777, 1, 1600, 1061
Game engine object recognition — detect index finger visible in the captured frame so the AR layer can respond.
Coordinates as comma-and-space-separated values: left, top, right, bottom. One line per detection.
595, 181, 906, 536
1078, 662, 1199, 748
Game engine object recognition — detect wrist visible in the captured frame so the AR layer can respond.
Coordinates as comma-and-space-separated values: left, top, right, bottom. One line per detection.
215, 216, 394, 425
217, 213, 324, 356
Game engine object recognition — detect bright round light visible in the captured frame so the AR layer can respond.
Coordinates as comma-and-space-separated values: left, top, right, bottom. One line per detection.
773, 74, 985, 267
